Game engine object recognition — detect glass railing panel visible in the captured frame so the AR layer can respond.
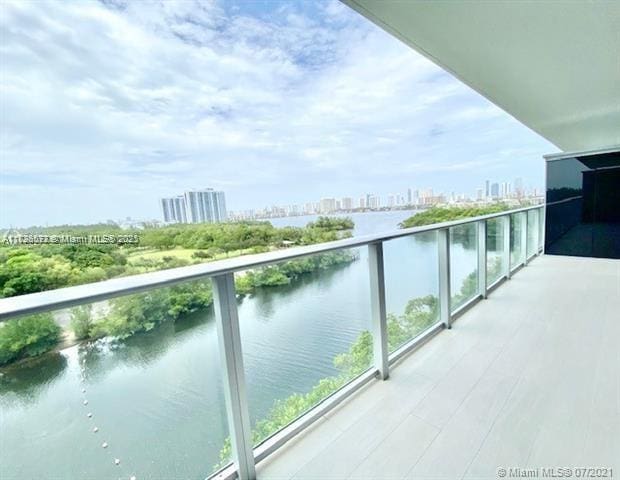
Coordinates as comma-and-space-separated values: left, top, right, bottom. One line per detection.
527, 210, 538, 259
0, 280, 230, 480
234, 248, 372, 450
450, 223, 479, 311
486, 218, 504, 287
510, 213, 525, 268
383, 232, 440, 354
539, 207, 545, 250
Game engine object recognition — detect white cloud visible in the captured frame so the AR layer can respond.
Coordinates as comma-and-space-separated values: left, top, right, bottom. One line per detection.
0, 0, 553, 226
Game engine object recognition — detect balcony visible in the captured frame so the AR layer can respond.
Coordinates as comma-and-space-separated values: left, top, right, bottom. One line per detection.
3, 202, 619, 480
11, 205, 614, 480
257, 253, 620, 479
2, 0, 619, 477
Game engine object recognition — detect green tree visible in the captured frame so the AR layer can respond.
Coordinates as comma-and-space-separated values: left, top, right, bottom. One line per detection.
400, 204, 510, 228
307, 216, 354, 230
0, 313, 61, 366
70, 305, 94, 340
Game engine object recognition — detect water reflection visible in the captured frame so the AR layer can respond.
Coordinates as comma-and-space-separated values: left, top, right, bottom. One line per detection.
77, 309, 214, 384
0, 352, 67, 405
0, 259, 357, 407
411, 227, 476, 250
1, 211, 485, 480
246, 256, 358, 320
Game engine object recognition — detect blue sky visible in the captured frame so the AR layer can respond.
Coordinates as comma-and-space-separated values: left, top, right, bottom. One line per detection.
0, 0, 557, 227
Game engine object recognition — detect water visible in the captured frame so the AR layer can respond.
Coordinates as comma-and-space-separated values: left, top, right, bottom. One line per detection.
0, 211, 478, 480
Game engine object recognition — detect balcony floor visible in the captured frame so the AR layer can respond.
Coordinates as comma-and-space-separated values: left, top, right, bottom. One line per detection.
257, 255, 620, 480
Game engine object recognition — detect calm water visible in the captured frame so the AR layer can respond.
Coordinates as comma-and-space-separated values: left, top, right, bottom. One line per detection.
0, 211, 478, 480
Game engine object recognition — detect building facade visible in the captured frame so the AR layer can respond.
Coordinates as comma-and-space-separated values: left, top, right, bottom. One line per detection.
160, 189, 227, 224
160, 196, 187, 223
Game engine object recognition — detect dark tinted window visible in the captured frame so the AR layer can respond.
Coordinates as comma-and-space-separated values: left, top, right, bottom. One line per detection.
545, 151, 620, 259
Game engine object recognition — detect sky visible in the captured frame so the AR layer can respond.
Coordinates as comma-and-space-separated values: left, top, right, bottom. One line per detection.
0, 0, 557, 227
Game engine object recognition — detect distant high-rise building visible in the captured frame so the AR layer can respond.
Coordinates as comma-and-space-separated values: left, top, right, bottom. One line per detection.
485, 180, 490, 198
407, 188, 412, 204
160, 195, 187, 223
341, 197, 353, 210
184, 189, 227, 223
514, 177, 524, 197
420, 188, 433, 200
491, 182, 500, 198
319, 198, 336, 213
161, 198, 175, 223
387, 194, 395, 207
173, 196, 187, 222
358, 197, 366, 209
500, 182, 511, 198
476, 188, 484, 200
412, 189, 420, 205
161, 189, 226, 224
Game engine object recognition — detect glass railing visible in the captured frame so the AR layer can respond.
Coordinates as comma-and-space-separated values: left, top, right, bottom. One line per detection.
526, 209, 537, 259
539, 207, 545, 251
510, 212, 526, 268
0, 205, 544, 480
486, 217, 505, 287
449, 223, 479, 311
383, 232, 440, 354
235, 248, 373, 454
0, 281, 231, 480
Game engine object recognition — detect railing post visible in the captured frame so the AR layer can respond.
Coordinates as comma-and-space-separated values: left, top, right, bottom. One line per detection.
521, 212, 529, 266
212, 273, 256, 480
503, 215, 511, 279
477, 220, 487, 299
539, 206, 545, 253
438, 228, 451, 329
368, 243, 389, 380
532, 209, 540, 257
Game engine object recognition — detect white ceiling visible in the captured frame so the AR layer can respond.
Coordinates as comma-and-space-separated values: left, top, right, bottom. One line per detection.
343, 0, 620, 153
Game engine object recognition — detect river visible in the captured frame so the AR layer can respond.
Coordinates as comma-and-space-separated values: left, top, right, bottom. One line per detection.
0, 210, 479, 480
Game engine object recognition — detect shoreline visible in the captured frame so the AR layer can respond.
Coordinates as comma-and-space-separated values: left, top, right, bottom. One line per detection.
0, 251, 359, 371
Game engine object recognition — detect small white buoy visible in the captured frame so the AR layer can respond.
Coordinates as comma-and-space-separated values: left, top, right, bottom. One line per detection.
93, 427, 98, 433
130, 476, 136, 480
87, 412, 93, 418
81, 388, 86, 393
114, 458, 120, 465
102, 442, 108, 449
83, 400, 88, 406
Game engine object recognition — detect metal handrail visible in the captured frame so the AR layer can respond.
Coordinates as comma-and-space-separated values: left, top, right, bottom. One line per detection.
0, 204, 543, 320
0, 204, 545, 480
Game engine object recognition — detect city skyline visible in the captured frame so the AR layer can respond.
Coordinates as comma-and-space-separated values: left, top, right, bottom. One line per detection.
2, 173, 540, 228
0, 0, 557, 228
228, 176, 540, 220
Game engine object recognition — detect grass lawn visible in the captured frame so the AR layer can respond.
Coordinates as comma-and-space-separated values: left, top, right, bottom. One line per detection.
127, 247, 261, 264
127, 248, 199, 263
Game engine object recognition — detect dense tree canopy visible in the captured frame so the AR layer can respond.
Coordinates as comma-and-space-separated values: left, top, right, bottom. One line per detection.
71, 251, 357, 341
306, 216, 354, 230
400, 204, 510, 228
0, 313, 61, 366
0, 219, 356, 365
0, 219, 354, 298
